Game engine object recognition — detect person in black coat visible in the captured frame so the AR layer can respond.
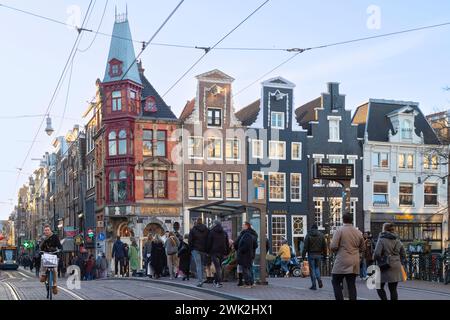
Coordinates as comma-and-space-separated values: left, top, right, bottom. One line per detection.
178, 234, 191, 281
206, 220, 230, 288
150, 235, 165, 279
234, 222, 258, 287
188, 218, 210, 287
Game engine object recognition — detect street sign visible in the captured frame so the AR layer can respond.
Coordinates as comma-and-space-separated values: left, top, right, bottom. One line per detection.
315, 164, 354, 181
74, 235, 84, 246
97, 233, 105, 241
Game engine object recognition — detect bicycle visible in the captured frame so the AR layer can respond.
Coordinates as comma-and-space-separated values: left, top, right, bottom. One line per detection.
40, 250, 60, 300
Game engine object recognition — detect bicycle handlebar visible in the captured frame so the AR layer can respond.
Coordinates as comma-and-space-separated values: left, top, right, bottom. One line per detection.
40, 250, 61, 254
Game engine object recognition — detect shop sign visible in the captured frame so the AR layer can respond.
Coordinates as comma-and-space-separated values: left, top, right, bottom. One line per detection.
140, 207, 179, 216
394, 214, 414, 221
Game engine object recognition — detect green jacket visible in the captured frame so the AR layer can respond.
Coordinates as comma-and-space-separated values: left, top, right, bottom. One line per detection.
128, 245, 140, 271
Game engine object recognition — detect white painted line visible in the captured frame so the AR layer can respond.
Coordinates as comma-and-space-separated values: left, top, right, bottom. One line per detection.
18, 272, 31, 279
3, 282, 20, 300
142, 284, 202, 300
5, 272, 16, 279
59, 286, 85, 300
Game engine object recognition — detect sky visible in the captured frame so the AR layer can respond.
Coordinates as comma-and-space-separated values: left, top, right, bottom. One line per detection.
0, 0, 449, 219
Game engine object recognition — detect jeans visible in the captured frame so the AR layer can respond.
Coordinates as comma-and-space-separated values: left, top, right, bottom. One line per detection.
377, 282, 399, 300
242, 265, 252, 285
114, 257, 124, 276
167, 254, 179, 279
308, 255, 322, 287
191, 250, 204, 283
211, 254, 223, 284
360, 259, 367, 278
331, 274, 357, 300
280, 260, 289, 274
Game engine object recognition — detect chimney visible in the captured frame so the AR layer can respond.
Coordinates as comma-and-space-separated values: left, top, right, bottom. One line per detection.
137, 60, 145, 75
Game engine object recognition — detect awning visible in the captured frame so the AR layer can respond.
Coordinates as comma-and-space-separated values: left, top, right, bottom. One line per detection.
61, 238, 75, 252
189, 201, 262, 217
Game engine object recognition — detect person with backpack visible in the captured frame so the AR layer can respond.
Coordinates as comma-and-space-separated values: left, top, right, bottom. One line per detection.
302, 224, 327, 290
164, 232, 180, 280
277, 239, 291, 277
206, 220, 230, 288
373, 223, 407, 300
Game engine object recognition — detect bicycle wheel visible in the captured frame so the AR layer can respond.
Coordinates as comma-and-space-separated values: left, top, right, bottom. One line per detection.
48, 270, 53, 300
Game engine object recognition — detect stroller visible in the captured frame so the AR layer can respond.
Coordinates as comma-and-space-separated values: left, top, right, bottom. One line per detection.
268, 255, 302, 277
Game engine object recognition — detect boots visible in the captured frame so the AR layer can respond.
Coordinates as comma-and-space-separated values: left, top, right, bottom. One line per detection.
237, 273, 244, 287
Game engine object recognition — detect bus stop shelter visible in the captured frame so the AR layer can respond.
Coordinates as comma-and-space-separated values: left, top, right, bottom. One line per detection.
188, 201, 268, 285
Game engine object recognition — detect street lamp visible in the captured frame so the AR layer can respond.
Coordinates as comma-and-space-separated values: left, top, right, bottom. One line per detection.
45, 116, 54, 136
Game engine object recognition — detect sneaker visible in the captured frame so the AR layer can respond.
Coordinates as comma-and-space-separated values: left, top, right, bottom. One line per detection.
196, 282, 203, 288
318, 279, 323, 288
309, 286, 317, 290
214, 283, 223, 288
52, 286, 58, 295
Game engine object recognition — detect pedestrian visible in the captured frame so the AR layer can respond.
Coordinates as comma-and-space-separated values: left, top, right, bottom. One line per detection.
84, 255, 95, 281
99, 253, 108, 279
302, 224, 327, 290
150, 235, 165, 279
111, 236, 125, 277
360, 232, 374, 280
206, 220, 230, 288
234, 222, 258, 288
178, 234, 191, 281
33, 252, 41, 278
29, 255, 34, 272
330, 213, 365, 300
373, 223, 407, 300
277, 239, 291, 277
129, 240, 140, 277
188, 217, 209, 287
173, 222, 184, 245
164, 232, 180, 280
123, 243, 130, 277
76, 254, 86, 280
143, 235, 153, 277
204, 257, 215, 284
57, 256, 64, 278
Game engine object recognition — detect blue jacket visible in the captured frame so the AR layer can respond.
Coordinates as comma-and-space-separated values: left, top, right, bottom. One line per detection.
112, 240, 125, 259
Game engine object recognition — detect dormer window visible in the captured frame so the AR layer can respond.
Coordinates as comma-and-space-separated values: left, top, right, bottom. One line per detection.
109, 59, 123, 78
402, 120, 413, 139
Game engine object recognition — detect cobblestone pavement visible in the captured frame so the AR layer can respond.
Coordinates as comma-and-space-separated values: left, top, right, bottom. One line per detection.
2, 267, 449, 300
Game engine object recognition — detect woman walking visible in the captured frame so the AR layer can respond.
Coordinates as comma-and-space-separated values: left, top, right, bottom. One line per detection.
150, 235, 165, 279
373, 223, 407, 300
164, 232, 180, 280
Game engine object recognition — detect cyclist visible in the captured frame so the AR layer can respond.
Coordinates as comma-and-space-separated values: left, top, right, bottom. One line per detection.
39, 224, 63, 295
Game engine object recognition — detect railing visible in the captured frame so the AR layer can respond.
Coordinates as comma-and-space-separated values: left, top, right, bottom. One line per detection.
318, 251, 450, 284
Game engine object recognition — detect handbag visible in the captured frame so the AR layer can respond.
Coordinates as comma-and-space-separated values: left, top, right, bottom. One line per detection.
377, 255, 391, 271
401, 265, 407, 282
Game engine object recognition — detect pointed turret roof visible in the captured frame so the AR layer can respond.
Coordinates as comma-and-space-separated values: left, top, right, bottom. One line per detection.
103, 15, 141, 85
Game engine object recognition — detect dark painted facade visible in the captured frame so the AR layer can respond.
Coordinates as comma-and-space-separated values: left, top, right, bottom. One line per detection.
295, 82, 364, 235
236, 77, 308, 255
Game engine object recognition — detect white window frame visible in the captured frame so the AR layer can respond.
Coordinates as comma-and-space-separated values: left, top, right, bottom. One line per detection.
188, 136, 204, 160
372, 152, 389, 169
252, 139, 263, 159
373, 181, 389, 206
313, 154, 324, 187
207, 171, 223, 200
399, 182, 414, 207
327, 155, 344, 187
399, 153, 414, 169
271, 215, 287, 254
206, 137, 222, 161
225, 138, 241, 161
328, 116, 342, 142
269, 141, 286, 160
291, 142, 302, 160
269, 172, 286, 202
347, 155, 358, 187
329, 197, 343, 231
424, 182, 439, 207
188, 170, 204, 200
290, 173, 302, 202
313, 197, 325, 230
225, 172, 241, 201
271, 112, 285, 129
206, 108, 222, 128
291, 215, 307, 238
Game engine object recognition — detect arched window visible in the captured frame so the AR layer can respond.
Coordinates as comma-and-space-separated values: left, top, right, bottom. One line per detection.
402, 120, 412, 139
118, 130, 127, 155
109, 171, 118, 202
118, 170, 127, 201
109, 131, 117, 156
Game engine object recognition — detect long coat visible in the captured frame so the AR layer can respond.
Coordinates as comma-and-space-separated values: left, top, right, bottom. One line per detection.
373, 232, 406, 283
330, 224, 365, 274
150, 242, 165, 275
128, 245, 140, 271
177, 241, 191, 273
235, 229, 257, 268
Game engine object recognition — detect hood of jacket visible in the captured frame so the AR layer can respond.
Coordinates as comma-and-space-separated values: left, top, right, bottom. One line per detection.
247, 228, 258, 238
309, 229, 321, 237
194, 224, 208, 234
211, 224, 224, 233
379, 231, 398, 240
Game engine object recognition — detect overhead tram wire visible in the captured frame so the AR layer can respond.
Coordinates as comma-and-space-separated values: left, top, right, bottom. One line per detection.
55, 56, 76, 137
12, 0, 94, 200
78, 0, 109, 53
161, 0, 270, 98
234, 21, 450, 97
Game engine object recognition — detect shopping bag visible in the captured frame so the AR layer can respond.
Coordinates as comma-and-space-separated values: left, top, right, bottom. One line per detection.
401, 265, 407, 282
301, 260, 310, 277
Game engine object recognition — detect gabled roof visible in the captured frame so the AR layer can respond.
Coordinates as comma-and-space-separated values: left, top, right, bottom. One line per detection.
262, 76, 296, 89
103, 19, 141, 85
196, 69, 235, 83
235, 99, 261, 126
139, 71, 177, 120
353, 99, 441, 145
295, 97, 321, 130
180, 98, 196, 122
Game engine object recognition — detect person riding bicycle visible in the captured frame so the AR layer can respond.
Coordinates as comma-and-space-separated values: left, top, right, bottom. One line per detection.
39, 224, 63, 295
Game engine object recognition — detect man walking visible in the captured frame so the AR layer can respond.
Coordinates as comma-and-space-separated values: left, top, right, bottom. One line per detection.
302, 224, 327, 290
188, 218, 209, 287
206, 220, 230, 288
330, 213, 365, 300
234, 222, 258, 288
111, 236, 125, 277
